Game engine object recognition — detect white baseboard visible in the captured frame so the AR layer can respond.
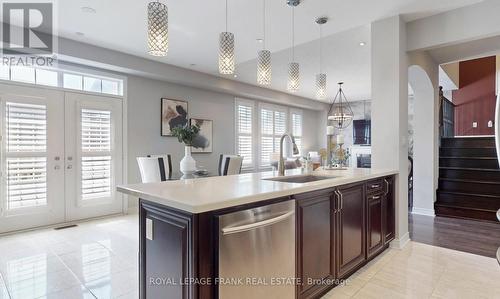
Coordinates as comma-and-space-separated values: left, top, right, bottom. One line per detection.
390, 232, 410, 249
411, 207, 435, 217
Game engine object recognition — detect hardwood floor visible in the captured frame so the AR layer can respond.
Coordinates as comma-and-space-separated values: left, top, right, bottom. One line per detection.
409, 213, 500, 258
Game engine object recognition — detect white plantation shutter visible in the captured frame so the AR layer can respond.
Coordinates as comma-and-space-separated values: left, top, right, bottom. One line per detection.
5, 102, 48, 209
81, 109, 112, 200
291, 111, 303, 155
236, 100, 254, 170
259, 105, 287, 168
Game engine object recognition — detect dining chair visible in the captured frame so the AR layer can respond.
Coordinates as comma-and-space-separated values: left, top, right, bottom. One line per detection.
136, 155, 173, 182
218, 154, 243, 176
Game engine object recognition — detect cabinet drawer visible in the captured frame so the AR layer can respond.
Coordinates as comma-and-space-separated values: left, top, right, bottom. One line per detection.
366, 180, 383, 194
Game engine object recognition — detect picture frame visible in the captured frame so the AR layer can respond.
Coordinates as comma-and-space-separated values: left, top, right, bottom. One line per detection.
190, 118, 213, 153
161, 98, 188, 136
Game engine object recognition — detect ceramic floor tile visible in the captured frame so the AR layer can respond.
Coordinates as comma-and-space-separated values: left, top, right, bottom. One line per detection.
0, 274, 10, 299
84, 269, 138, 299
35, 285, 96, 299
6, 268, 81, 299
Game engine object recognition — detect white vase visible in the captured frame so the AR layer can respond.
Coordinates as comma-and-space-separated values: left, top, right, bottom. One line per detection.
180, 146, 196, 175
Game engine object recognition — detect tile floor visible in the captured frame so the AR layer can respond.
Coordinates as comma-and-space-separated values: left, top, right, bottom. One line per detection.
0, 214, 499, 299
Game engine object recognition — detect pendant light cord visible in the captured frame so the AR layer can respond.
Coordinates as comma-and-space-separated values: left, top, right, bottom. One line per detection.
291, 7, 295, 61
319, 24, 322, 73
225, 0, 228, 32
263, 0, 266, 49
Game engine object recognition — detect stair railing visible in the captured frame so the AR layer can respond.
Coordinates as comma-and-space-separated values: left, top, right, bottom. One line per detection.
439, 86, 456, 138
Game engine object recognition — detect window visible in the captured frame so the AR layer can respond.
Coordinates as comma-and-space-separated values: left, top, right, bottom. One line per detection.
5, 102, 48, 209
0, 65, 124, 96
10, 67, 35, 83
64, 73, 83, 90
81, 109, 112, 200
35, 69, 58, 87
235, 99, 254, 170
259, 104, 287, 168
291, 110, 303, 156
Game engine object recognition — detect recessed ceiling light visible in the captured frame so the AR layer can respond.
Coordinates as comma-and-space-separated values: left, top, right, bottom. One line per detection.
256, 38, 263, 43
234, 74, 238, 78
81, 6, 96, 13
359, 42, 366, 46
75, 32, 85, 36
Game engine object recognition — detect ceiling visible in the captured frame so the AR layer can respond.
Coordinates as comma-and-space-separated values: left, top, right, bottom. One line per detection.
50, 0, 483, 101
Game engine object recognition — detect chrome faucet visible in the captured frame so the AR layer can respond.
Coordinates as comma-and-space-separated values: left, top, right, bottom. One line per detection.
278, 133, 300, 176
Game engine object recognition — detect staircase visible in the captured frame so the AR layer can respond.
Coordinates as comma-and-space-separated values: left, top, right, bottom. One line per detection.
436, 137, 500, 222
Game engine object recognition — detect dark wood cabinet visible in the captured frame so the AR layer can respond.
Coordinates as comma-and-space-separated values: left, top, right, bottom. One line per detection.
295, 189, 336, 299
383, 177, 396, 244
367, 193, 384, 258
335, 183, 366, 279
137, 175, 396, 299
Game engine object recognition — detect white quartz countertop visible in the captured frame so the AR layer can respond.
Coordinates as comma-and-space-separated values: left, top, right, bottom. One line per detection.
117, 168, 398, 214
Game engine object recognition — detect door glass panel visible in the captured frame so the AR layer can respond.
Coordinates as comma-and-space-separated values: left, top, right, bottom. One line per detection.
81, 109, 112, 201
5, 102, 48, 209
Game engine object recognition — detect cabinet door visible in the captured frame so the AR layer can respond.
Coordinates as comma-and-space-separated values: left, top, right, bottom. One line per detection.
367, 193, 384, 259
140, 202, 194, 299
383, 177, 396, 244
295, 190, 336, 299
336, 183, 366, 278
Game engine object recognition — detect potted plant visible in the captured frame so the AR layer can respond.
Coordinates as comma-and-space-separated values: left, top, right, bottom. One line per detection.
171, 123, 200, 175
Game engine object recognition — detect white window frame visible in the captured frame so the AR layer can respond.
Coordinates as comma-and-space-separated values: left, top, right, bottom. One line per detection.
234, 98, 256, 171
258, 102, 288, 170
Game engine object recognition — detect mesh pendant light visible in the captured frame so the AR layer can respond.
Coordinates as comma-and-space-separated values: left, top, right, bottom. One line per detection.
258, 50, 271, 85
315, 17, 327, 100
147, 1, 168, 57
287, 7, 299, 92
219, 0, 235, 74
257, 0, 271, 85
316, 73, 327, 99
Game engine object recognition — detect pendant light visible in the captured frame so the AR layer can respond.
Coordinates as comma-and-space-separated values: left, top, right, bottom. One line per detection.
328, 82, 354, 129
219, 0, 235, 74
257, 0, 271, 85
147, 1, 168, 56
316, 17, 327, 100
287, 3, 300, 92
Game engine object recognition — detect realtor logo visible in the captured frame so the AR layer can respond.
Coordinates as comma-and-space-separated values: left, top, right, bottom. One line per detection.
2, 2, 53, 55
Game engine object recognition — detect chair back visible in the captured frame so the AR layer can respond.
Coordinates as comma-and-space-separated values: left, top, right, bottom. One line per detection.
218, 154, 243, 176
137, 155, 172, 183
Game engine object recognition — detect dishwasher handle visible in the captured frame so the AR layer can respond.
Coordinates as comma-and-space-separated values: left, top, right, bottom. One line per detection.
221, 211, 294, 235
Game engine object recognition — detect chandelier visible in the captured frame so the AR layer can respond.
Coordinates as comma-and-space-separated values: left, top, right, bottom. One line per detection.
147, 1, 168, 57
328, 82, 354, 129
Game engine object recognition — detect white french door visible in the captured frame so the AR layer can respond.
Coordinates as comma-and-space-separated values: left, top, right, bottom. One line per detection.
0, 84, 123, 233
64, 92, 123, 221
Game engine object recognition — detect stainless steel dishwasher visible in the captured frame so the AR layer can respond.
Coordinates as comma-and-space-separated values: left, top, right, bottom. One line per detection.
218, 200, 296, 299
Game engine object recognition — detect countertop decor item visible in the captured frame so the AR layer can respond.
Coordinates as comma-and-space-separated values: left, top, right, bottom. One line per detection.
328, 82, 354, 129
171, 123, 200, 176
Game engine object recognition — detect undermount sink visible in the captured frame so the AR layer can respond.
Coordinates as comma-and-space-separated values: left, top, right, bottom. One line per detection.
263, 175, 335, 184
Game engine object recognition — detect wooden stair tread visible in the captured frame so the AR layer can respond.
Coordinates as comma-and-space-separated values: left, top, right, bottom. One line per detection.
439, 167, 500, 172
438, 178, 500, 184
434, 202, 499, 213
440, 156, 498, 160
437, 190, 500, 199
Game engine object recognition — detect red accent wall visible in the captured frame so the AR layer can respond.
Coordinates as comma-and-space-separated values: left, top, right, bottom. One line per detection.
452, 56, 497, 136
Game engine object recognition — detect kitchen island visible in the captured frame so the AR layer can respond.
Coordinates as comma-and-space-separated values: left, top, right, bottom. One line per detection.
118, 168, 398, 299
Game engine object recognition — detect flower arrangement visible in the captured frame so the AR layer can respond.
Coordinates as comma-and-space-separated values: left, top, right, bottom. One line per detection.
171, 123, 200, 147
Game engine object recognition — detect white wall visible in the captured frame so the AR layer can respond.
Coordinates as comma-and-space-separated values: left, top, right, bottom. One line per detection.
371, 16, 409, 249
126, 75, 322, 187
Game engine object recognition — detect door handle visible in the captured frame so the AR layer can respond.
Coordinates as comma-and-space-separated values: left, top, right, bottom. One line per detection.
337, 190, 343, 210
383, 179, 389, 194
221, 211, 294, 235
371, 195, 381, 200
